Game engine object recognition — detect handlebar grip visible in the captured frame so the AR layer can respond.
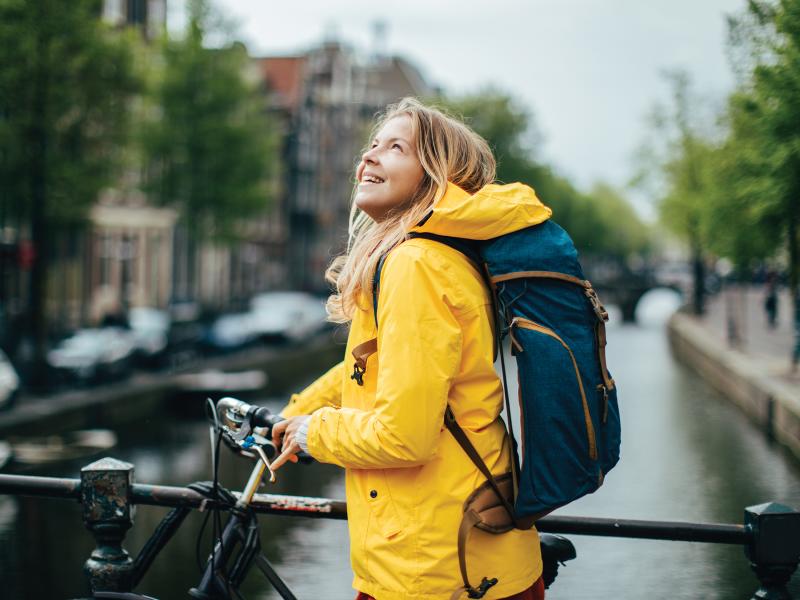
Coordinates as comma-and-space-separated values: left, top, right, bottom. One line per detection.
295, 451, 314, 464
250, 406, 283, 430
249, 406, 315, 464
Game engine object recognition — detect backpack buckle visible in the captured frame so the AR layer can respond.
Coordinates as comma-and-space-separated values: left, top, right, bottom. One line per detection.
351, 363, 365, 386
467, 577, 498, 598
584, 288, 609, 322
597, 384, 609, 423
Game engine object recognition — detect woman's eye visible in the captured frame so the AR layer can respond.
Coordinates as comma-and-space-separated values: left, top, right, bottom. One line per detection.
392, 143, 402, 150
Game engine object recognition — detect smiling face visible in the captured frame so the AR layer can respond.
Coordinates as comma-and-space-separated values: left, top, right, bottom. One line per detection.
354, 115, 426, 222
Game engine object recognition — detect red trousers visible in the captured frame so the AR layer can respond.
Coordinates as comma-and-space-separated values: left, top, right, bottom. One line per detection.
355, 576, 545, 600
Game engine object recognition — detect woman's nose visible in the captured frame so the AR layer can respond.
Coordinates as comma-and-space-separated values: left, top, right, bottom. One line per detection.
362, 147, 379, 163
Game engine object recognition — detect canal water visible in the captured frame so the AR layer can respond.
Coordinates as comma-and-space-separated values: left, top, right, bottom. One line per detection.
1, 290, 799, 599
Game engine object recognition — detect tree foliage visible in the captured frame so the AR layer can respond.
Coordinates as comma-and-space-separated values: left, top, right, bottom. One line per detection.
0, 0, 139, 377
637, 0, 800, 338
0, 0, 139, 225
142, 0, 278, 241
436, 89, 650, 261
704, 93, 781, 267
720, 0, 800, 293
634, 71, 717, 247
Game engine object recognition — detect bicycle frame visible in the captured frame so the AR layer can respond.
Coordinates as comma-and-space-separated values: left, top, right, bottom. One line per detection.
93, 400, 300, 600
188, 459, 297, 600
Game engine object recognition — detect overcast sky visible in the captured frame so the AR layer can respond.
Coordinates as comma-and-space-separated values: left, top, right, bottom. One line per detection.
185, 0, 746, 215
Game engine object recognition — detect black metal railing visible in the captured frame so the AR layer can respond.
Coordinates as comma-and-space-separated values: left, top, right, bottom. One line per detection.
1, 458, 798, 599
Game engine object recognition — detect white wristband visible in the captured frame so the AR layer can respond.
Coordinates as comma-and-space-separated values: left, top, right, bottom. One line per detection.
294, 415, 312, 453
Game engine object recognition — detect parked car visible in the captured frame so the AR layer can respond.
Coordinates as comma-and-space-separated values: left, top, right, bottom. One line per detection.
205, 312, 259, 353
46, 327, 137, 385
164, 301, 207, 369
128, 307, 170, 367
0, 349, 19, 411
249, 292, 328, 343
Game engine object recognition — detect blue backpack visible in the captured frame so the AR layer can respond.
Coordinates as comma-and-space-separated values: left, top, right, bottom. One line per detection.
479, 220, 620, 516
365, 221, 620, 518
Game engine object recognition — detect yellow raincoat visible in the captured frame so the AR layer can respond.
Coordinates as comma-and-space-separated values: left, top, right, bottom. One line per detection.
282, 181, 552, 599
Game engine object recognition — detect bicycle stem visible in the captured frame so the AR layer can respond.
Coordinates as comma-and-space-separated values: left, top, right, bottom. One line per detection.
237, 458, 269, 509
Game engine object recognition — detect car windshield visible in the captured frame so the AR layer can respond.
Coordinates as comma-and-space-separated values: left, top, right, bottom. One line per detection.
61, 329, 121, 351
130, 308, 169, 331
251, 292, 314, 310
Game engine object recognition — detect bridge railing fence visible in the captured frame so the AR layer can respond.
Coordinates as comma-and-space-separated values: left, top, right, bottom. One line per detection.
0, 459, 798, 599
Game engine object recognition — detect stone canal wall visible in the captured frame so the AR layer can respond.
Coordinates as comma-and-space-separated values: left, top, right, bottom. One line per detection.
0, 334, 343, 438
667, 311, 800, 462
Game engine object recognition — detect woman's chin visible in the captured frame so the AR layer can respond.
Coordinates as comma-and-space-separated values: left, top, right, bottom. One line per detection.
355, 195, 384, 220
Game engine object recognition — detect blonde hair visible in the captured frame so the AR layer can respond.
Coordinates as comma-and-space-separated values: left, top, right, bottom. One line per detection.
325, 97, 496, 323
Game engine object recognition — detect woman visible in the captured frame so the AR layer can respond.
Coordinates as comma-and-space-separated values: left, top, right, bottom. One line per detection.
271, 98, 551, 599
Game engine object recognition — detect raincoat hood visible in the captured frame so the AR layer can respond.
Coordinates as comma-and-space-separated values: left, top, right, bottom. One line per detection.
410, 181, 552, 240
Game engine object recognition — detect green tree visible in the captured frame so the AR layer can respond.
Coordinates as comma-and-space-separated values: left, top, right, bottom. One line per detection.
632, 71, 716, 314
723, 0, 800, 365
704, 98, 779, 269
0, 0, 139, 382
438, 88, 541, 185
437, 89, 649, 261
142, 0, 278, 244
587, 182, 652, 260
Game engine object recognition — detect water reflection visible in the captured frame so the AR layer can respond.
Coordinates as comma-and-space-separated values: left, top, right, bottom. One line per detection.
548, 319, 800, 599
1, 304, 799, 599
635, 288, 684, 327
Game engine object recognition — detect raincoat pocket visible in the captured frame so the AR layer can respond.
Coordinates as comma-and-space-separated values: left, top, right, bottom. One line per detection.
366, 472, 405, 540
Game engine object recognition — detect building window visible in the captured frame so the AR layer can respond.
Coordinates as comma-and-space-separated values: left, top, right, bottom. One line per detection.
127, 0, 147, 26
103, 0, 125, 25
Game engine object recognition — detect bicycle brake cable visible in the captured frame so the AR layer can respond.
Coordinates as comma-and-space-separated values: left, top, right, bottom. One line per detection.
207, 397, 220, 470
195, 399, 228, 585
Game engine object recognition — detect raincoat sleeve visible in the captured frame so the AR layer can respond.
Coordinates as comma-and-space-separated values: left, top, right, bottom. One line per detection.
280, 360, 344, 418
305, 247, 463, 468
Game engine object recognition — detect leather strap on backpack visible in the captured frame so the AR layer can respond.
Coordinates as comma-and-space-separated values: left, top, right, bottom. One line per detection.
347, 250, 390, 386
450, 474, 517, 599
444, 405, 539, 598
444, 407, 517, 524
350, 338, 377, 386
491, 270, 590, 288
494, 270, 616, 393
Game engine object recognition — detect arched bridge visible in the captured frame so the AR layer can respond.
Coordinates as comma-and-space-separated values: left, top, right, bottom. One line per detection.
587, 266, 685, 322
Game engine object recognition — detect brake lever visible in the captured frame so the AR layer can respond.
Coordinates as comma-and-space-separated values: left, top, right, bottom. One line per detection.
251, 444, 277, 483
236, 431, 278, 483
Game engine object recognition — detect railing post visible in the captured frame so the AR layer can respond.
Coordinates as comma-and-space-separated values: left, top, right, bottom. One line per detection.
81, 457, 136, 593
745, 502, 800, 599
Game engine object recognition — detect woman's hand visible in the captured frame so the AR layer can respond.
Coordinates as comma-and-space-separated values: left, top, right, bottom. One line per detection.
271, 415, 309, 470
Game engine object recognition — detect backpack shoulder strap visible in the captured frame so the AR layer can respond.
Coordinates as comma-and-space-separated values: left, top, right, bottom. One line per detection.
371, 233, 483, 326
406, 232, 483, 270
371, 252, 389, 328
394, 233, 522, 499
368, 234, 521, 515
404, 233, 498, 357
444, 406, 517, 522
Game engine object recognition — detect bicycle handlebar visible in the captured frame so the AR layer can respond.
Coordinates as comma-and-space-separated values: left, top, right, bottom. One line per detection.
216, 397, 313, 463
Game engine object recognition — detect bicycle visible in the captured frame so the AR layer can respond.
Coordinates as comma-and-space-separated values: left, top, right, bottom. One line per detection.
87, 397, 575, 600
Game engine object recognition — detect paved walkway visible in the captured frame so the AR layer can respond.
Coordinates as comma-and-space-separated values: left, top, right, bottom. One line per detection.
699, 284, 798, 384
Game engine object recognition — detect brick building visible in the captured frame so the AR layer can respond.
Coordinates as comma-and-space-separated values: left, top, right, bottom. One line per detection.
259, 41, 434, 292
